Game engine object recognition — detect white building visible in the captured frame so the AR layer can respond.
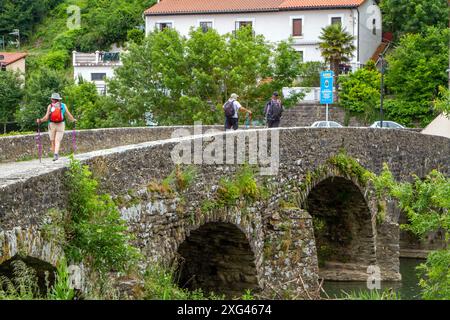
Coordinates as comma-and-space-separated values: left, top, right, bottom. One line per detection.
144, 0, 382, 69
72, 50, 123, 95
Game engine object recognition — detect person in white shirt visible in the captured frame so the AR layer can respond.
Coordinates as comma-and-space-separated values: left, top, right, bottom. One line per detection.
223, 93, 252, 131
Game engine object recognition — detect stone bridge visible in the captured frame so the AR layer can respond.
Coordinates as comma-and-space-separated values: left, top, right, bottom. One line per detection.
0, 127, 448, 299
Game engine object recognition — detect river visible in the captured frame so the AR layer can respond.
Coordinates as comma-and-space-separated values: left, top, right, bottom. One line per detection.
321, 258, 424, 300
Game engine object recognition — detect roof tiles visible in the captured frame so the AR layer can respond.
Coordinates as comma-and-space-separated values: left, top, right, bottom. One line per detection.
145, 0, 365, 15
0, 52, 28, 66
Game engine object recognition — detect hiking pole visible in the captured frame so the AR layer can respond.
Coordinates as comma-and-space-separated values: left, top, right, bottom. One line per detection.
245, 113, 252, 129
36, 122, 42, 163
72, 121, 77, 154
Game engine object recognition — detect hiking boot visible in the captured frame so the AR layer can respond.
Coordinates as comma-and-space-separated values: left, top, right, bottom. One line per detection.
53, 154, 59, 162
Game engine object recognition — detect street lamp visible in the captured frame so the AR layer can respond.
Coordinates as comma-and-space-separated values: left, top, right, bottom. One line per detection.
379, 53, 385, 128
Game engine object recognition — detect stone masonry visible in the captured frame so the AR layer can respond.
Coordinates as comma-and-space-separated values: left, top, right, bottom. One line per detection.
0, 127, 449, 298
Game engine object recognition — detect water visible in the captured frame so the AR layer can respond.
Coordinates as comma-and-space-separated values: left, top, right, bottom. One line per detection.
322, 258, 424, 300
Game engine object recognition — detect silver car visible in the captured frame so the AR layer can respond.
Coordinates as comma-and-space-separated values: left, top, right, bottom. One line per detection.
370, 121, 405, 129
311, 121, 344, 128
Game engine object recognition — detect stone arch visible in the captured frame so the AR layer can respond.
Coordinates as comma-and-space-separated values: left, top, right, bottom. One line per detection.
0, 227, 65, 294
300, 169, 377, 281
0, 227, 64, 267
175, 221, 260, 298
0, 255, 57, 295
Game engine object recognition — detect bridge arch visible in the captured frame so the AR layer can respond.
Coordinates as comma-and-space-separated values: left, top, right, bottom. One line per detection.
0, 255, 57, 295
175, 221, 261, 298
300, 169, 377, 281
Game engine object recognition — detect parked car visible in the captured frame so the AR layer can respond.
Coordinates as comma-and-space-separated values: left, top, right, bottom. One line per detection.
370, 121, 405, 129
311, 121, 344, 128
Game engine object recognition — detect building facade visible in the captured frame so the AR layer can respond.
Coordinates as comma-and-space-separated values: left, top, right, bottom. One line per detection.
145, 0, 382, 68
0, 52, 27, 76
72, 50, 123, 95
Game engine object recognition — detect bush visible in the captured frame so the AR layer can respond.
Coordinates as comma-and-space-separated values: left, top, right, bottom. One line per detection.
39, 50, 70, 70
339, 67, 381, 124
63, 157, 141, 273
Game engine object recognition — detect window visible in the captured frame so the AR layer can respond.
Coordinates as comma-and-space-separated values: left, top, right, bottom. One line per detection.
235, 21, 253, 30
292, 19, 303, 37
91, 73, 106, 81
331, 17, 342, 25
199, 21, 213, 33
372, 19, 377, 35
155, 22, 172, 31
296, 50, 304, 63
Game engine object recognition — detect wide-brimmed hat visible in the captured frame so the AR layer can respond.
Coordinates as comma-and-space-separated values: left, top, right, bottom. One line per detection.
51, 93, 62, 100
230, 93, 239, 100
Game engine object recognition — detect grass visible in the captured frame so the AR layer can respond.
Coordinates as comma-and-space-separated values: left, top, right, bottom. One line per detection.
340, 288, 401, 300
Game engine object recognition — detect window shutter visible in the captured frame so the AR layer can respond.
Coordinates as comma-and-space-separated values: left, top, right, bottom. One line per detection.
293, 19, 302, 36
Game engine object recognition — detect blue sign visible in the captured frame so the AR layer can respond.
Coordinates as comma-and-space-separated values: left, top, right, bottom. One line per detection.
320, 71, 334, 104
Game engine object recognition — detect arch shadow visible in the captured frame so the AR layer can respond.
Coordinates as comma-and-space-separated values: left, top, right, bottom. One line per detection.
175, 222, 259, 298
300, 171, 378, 281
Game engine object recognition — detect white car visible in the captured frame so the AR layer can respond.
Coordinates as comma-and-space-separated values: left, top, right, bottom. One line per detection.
311, 121, 344, 128
370, 121, 405, 129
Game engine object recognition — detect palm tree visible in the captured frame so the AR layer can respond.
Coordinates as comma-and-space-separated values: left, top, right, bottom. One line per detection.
319, 24, 356, 100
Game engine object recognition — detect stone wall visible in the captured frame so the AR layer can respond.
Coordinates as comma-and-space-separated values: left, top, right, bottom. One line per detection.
281, 104, 365, 127
0, 126, 223, 163
0, 128, 448, 298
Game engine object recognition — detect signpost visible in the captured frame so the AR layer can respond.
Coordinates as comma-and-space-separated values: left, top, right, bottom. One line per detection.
320, 70, 334, 122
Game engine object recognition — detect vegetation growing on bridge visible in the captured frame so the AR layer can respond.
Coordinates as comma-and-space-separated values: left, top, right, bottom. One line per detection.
43, 157, 141, 274
0, 258, 75, 300
200, 165, 268, 215
147, 165, 197, 195
371, 167, 450, 300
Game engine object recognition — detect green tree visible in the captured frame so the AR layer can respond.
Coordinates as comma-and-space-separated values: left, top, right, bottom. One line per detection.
380, 0, 449, 38
373, 167, 450, 300
434, 86, 450, 117
0, 0, 62, 41
385, 27, 449, 126
339, 64, 381, 124
16, 67, 68, 130
0, 70, 24, 133
318, 23, 356, 97
107, 27, 301, 126
297, 61, 328, 87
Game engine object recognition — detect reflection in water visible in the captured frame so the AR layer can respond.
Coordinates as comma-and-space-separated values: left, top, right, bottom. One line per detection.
322, 258, 424, 300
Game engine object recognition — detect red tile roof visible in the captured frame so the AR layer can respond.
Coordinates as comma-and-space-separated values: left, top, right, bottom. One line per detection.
279, 0, 365, 9
145, 0, 365, 15
0, 52, 28, 66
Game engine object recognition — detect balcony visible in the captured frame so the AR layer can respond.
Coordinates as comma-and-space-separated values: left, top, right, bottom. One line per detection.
73, 51, 122, 67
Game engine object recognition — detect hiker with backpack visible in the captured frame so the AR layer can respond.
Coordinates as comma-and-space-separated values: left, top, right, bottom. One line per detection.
264, 92, 283, 128
36, 93, 77, 161
223, 93, 252, 131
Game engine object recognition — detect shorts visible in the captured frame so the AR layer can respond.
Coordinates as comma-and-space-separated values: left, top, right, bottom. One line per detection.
225, 117, 239, 130
267, 119, 281, 128
48, 122, 65, 143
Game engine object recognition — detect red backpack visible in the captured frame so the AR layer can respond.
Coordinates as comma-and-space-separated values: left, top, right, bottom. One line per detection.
50, 103, 64, 123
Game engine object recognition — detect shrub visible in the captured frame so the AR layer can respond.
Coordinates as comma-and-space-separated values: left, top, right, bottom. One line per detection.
43, 157, 141, 274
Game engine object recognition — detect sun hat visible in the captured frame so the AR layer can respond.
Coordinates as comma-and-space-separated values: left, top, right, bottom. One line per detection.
230, 93, 239, 100
51, 93, 62, 100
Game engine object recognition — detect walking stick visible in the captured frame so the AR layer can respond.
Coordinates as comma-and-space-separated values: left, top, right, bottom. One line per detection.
72, 121, 77, 154
245, 113, 252, 129
36, 123, 42, 163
